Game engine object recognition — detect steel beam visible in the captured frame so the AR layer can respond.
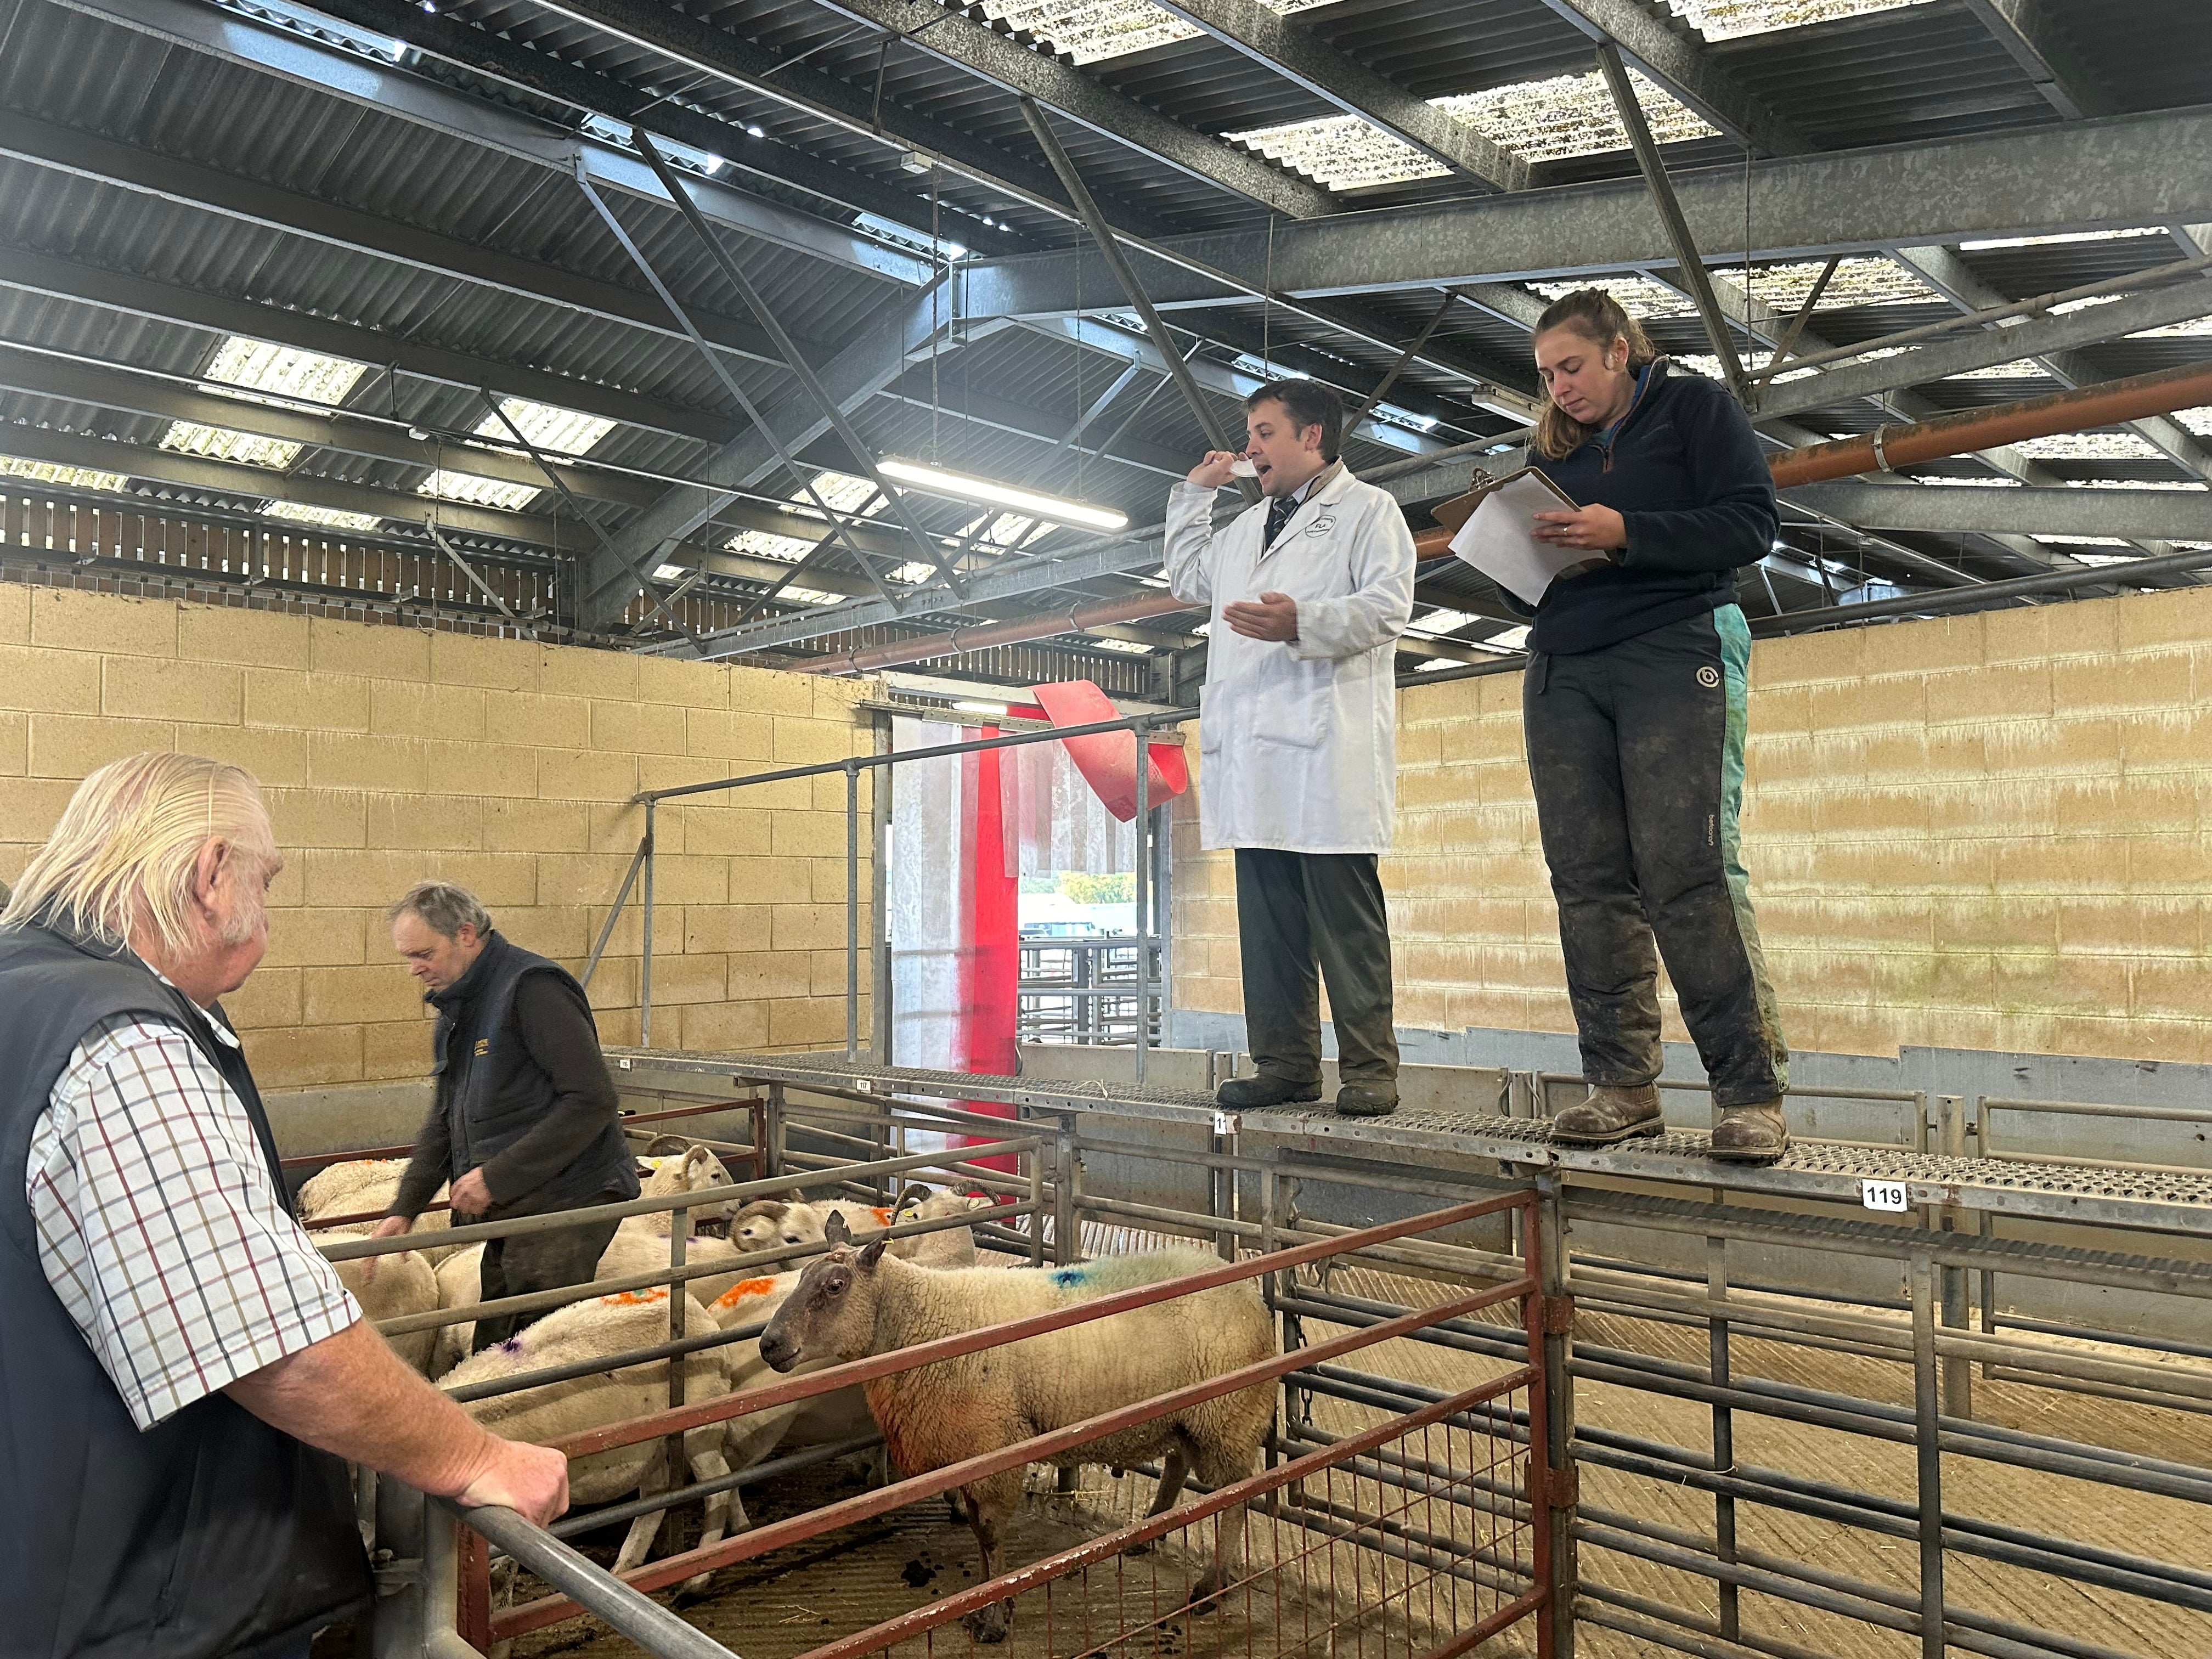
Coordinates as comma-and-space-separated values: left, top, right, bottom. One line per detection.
1521, 0, 1808, 156
871, 380, 1193, 478
1144, 0, 1528, 190
0, 245, 732, 447
802, 0, 1338, 219
587, 287, 952, 605
304, 0, 1001, 250
1758, 275, 2212, 420
954, 108, 2212, 314
0, 109, 833, 374
1781, 482, 2212, 543
50, 0, 930, 285
1598, 44, 1749, 401
1954, 0, 2116, 120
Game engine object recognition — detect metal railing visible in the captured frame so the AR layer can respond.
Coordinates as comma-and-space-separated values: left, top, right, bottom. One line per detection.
1017, 933, 1163, 1045
583, 706, 1192, 1081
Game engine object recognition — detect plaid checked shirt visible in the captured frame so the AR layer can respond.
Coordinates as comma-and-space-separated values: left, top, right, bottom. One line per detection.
26, 1002, 360, 1431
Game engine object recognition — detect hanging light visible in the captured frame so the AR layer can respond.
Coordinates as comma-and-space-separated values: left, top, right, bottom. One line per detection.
875, 458, 1127, 532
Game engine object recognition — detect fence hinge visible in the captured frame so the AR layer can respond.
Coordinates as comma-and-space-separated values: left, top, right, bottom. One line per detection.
1536, 1461, 1580, 1511
1540, 1294, 1576, 1335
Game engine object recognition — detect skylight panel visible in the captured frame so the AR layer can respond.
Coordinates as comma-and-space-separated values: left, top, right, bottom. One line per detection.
1526, 276, 1700, 320
2070, 478, 2208, 490
202, 337, 369, 407
1084, 636, 1155, 655
2131, 318, 2212, 338
159, 422, 301, 470
1914, 476, 2022, 486
957, 511, 1049, 551
1742, 258, 1938, 312
473, 398, 615, 457
1663, 0, 1934, 41
2012, 431, 2163, 460
263, 501, 381, 531
2178, 407, 2212, 436
0, 454, 128, 492
887, 561, 940, 584
419, 470, 541, 510
959, 0, 1330, 66
2030, 534, 2133, 547
1958, 227, 2166, 252
1950, 359, 2047, 379
777, 586, 847, 607
1407, 607, 1481, 638
2066, 550, 2150, 565
1434, 69, 1718, 166
726, 529, 819, 561
1224, 115, 1446, 194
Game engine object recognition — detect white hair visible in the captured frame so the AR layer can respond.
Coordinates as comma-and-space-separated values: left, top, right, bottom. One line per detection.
1, 752, 276, 956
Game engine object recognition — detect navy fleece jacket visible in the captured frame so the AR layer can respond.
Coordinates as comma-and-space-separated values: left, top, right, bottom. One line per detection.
1516, 360, 1779, 655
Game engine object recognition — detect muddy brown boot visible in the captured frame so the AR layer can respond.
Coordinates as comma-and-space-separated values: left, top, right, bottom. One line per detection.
1710, 1100, 1789, 1163
1550, 1084, 1663, 1146
1333, 1082, 1398, 1118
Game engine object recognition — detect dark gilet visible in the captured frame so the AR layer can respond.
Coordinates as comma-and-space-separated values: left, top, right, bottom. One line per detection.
0, 918, 370, 1658
428, 931, 636, 1215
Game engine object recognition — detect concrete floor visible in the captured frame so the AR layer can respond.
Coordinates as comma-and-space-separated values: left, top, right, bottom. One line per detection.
486, 1252, 2211, 1659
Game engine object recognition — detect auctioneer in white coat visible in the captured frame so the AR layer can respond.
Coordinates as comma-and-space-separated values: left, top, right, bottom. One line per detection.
1164, 462, 1416, 855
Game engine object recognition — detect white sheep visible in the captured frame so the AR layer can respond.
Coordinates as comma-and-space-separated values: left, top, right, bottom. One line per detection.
320, 1223, 441, 1376
759, 1220, 1278, 1643
731, 1183, 992, 1270
297, 1156, 460, 1262
431, 1244, 484, 1378
443, 1287, 738, 1587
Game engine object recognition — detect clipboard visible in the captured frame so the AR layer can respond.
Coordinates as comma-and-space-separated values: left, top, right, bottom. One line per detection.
1433, 466, 1593, 607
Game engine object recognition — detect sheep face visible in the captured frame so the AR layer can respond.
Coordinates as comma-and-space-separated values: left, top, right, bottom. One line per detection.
758, 1234, 886, 1373
732, 1198, 823, 1256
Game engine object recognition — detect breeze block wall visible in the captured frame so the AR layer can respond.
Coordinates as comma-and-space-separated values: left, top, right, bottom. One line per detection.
1172, 584, 2212, 1066
0, 584, 872, 1093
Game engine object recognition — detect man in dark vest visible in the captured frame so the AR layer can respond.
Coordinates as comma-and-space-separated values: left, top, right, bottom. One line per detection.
371, 881, 640, 1351
0, 753, 566, 1659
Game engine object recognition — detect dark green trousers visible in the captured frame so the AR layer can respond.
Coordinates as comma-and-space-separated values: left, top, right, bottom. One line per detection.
1234, 848, 1399, 1087
471, 1204, 624, 1352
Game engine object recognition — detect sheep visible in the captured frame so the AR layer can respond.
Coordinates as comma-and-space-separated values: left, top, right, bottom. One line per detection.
623, 1141, 741, 1235
442, 1287, 739, 1587
759, 1217, 1278, 1643
431, 1244, 484, 1378
731, 1183, 992, 1270
320, 1223, 441, 1376
296, 1156, 460, 1262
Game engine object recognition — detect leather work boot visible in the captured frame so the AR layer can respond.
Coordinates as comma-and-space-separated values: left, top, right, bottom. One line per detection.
1334, 1082, 1399, 1118
1217, 1074, 1321, 1109
1710, 1101, 1790, 1163
1550, 1083, 1664, 1146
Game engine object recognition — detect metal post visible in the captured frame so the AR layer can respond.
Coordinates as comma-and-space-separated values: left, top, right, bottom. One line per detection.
765, 1082, 786, 1177
1910, 1252, 1946, 1659
1937, 1095, 1973, 1419
365, 1476, 428, 1659
664, 1207, 688, 1504
1054, 1113, 1078, 1266
845, 759, 860, 1060
1133, 716, 1151, 1085
1594, 44, 1751, 405
871, 713, 894, 1064
1026, 1132, 1046, 1266
1707, 1230, 1738, 1641
639, 800, 657, 1047
1534, 1173, 1576, 1659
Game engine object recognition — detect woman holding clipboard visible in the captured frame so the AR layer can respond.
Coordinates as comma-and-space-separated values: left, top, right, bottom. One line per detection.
1512, 287, 1791, 1162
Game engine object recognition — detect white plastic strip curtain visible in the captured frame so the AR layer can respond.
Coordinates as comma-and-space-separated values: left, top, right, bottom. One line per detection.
997, 728, 1136, 876
888, 718, 970, 1103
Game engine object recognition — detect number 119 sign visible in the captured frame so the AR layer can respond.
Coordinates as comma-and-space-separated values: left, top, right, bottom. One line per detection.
1860, 1178, 1910, 1212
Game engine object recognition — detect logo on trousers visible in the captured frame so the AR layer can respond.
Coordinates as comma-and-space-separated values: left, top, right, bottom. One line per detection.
1696, 665, 1720, 689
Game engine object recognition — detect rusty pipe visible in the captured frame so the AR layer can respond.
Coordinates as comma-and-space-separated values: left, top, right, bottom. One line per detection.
1410, 359, 2212, 556
795, 589, 1197, 674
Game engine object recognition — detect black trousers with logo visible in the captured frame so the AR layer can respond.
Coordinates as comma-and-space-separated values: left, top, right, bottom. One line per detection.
472, 1199, 626, 1352
1235, 847, 1400, 1088
1522, 607, 1787, 1109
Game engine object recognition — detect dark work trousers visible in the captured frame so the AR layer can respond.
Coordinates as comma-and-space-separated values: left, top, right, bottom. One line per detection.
472, 1201, 625, 1352
1522, 605, 1788, 1108
1234, 848, 1400, 1087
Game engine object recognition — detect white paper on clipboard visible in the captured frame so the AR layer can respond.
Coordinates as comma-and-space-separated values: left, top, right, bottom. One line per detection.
1445, 468, 1590, 607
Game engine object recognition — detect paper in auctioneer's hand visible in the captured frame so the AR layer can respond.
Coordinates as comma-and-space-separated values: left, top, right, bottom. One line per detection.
1441, 467, 1590, 607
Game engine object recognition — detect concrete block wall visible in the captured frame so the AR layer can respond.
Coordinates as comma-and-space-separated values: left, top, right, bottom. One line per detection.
1172, 584, 2212, 1066
0, 586, 873, 1093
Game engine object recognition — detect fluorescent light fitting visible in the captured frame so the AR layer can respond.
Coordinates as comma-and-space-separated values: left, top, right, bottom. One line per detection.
652, 563, 687, 580
953, 700, 1009, 716
877, 458, 1127, 531
747, 126, 764, 138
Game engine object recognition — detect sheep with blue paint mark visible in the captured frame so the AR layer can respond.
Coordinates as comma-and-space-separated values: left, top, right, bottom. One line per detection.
759, 1215, 1277, 1643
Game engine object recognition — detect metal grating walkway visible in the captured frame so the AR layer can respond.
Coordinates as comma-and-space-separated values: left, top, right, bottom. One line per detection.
606, 1048, 2212, 1233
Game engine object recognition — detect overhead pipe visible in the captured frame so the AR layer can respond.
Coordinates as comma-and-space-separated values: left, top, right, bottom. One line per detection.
1411, 359, 2212, 556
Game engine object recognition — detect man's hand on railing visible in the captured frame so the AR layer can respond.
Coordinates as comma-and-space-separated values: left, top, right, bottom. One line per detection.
455, 1439, 571, 1527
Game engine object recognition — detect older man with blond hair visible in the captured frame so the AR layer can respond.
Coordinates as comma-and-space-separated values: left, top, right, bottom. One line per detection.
0, 753, 567, 1659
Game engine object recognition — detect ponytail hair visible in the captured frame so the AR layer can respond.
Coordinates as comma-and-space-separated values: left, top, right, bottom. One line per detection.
1532, 288, 1658, 461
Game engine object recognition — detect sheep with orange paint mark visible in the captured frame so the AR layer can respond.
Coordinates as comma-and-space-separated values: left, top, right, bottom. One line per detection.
759, 1216, 1277, 1644
441, 1286, 740, 1588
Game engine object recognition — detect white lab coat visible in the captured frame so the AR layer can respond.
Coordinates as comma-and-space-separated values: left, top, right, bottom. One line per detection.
1165, 463, 1417, 855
